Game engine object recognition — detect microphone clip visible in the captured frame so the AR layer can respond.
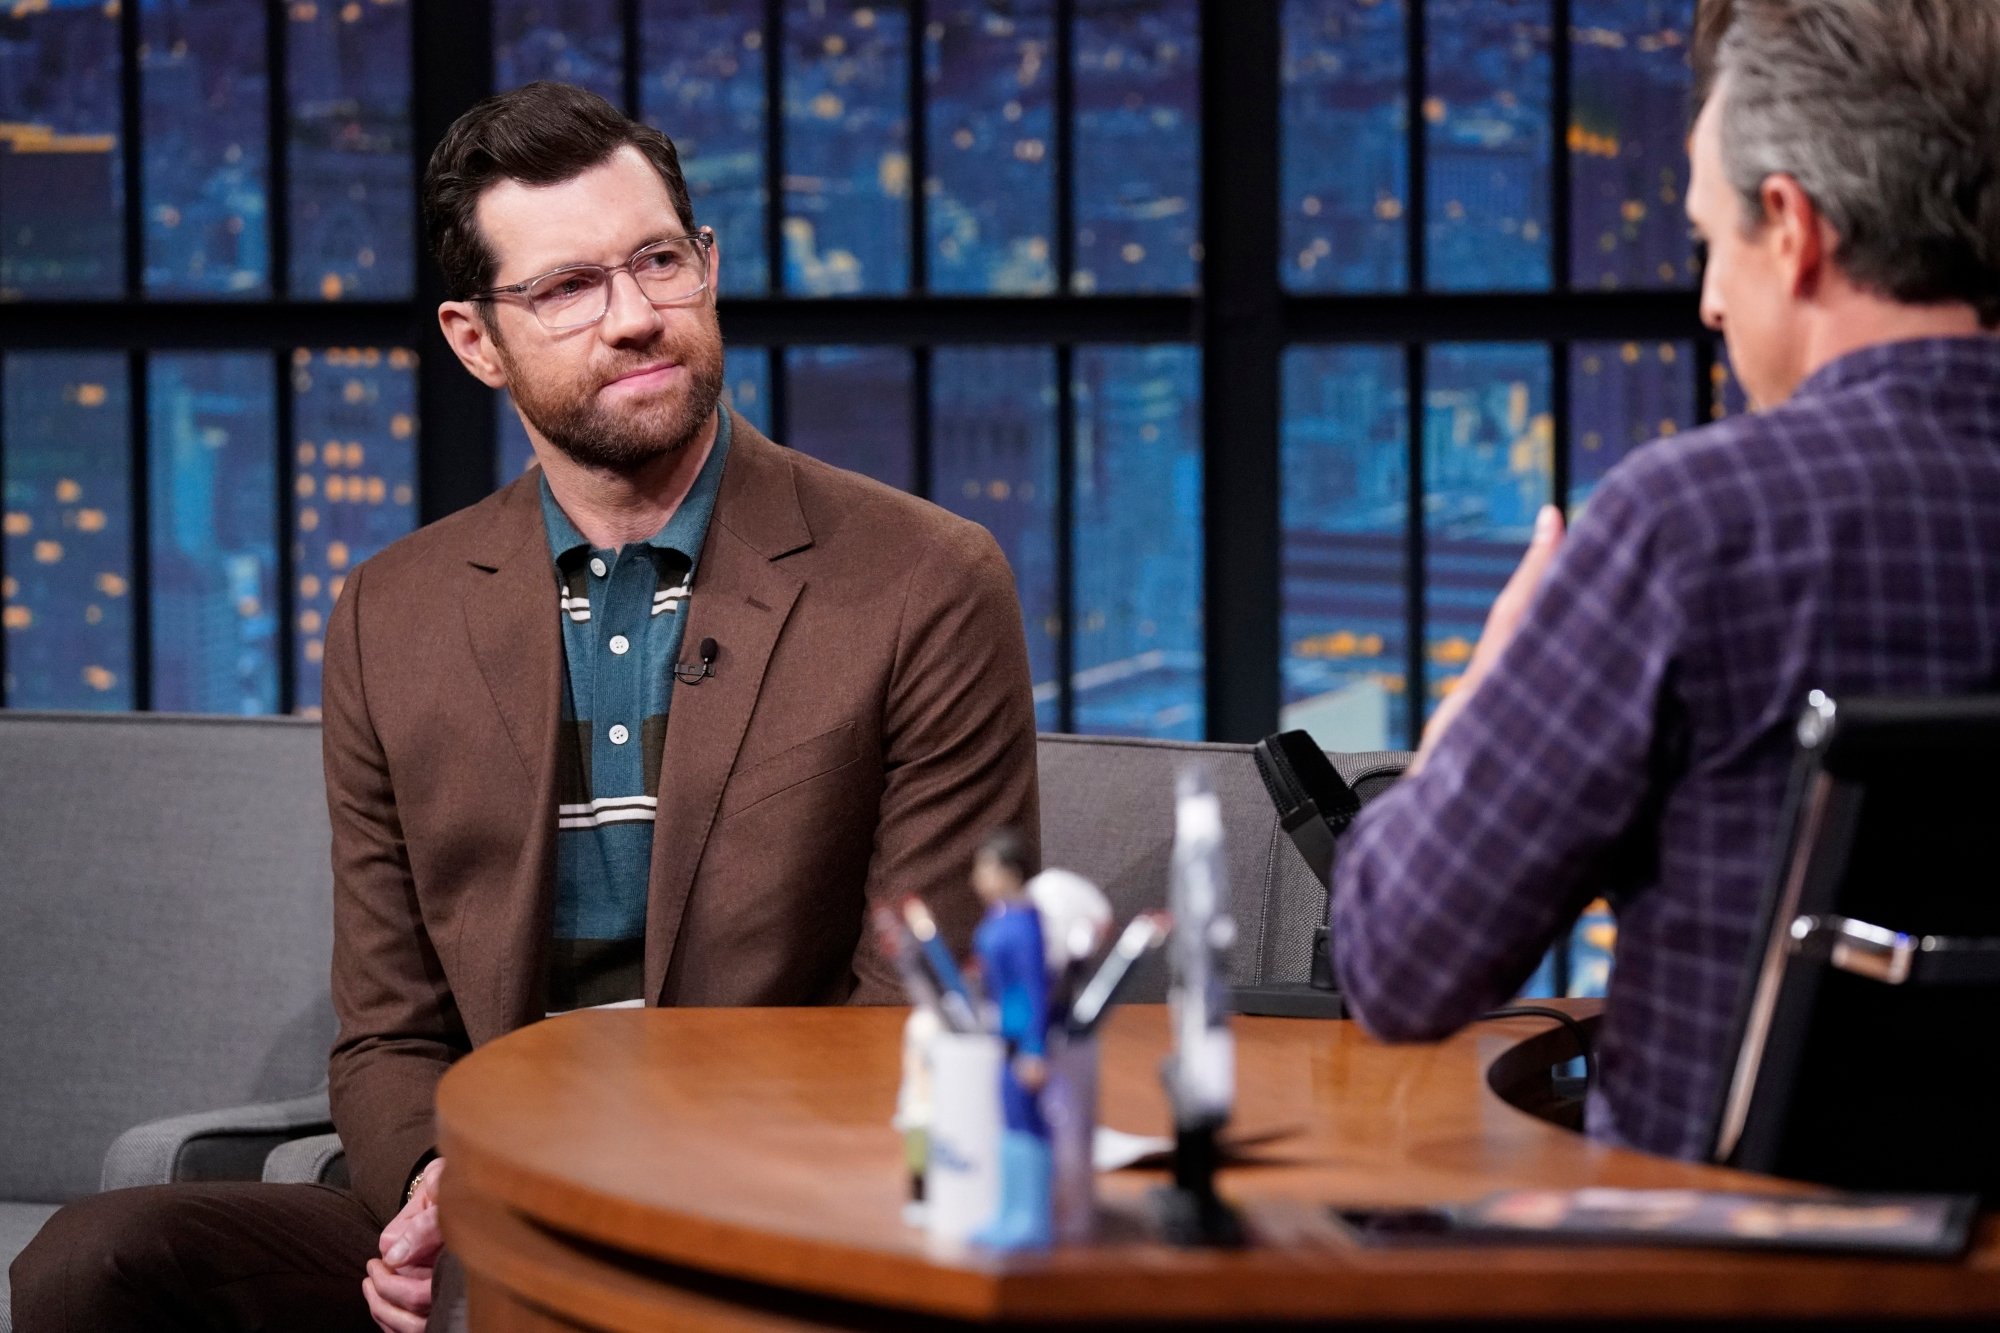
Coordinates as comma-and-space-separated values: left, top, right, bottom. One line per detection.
674, 636, 719, 686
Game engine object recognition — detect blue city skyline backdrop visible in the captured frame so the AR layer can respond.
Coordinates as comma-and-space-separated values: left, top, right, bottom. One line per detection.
1425, 0, 1552, 291
931, 346, 1060, 726
291, 346, 419, 712
9, 0, 1715, 769
1571, 0, 1697, 290
927, 0, 1058, 295
139, 0, 272, 297
290, 0, 414, 301
781, 1, 913, 294
497, 0, 623, 106
1, 0, 1731, 1001
639, 0, 770, 294
1071, 0, 1198, 295
148, 352, 279, 715
0, 0, 122, 298
1282, 0, 1407, 293
2, 352, 134, 709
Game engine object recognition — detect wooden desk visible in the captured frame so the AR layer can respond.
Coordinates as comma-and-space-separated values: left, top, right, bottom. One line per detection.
436, 1006, 2000, 1329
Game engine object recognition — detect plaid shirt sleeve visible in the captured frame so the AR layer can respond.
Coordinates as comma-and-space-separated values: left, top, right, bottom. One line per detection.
1331, 471, 1689, 1040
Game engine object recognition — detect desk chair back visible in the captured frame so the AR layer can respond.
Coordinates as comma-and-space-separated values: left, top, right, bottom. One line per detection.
1713, 693, 2000, 1193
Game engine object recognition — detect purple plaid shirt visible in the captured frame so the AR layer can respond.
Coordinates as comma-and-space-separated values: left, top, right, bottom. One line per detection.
1332, 336, 2000, 1161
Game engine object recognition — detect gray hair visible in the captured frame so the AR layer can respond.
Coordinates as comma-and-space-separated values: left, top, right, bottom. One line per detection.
1715, 0, 2000, 327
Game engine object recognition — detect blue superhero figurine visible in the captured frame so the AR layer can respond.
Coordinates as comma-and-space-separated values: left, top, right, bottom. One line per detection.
970, 829, 1053, 1250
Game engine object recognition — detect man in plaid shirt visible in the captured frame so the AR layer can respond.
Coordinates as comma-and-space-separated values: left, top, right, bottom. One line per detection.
1332, 0, 2000, 1161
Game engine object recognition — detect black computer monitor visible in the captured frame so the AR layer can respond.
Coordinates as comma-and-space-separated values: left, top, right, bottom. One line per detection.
1712, 693, 2000, 1195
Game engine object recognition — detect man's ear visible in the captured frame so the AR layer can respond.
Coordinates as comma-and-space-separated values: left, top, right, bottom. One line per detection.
438, 301, 509, 389
1758, 173, 1827, 303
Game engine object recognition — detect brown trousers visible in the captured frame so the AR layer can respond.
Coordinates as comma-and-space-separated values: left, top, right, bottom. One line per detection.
9, 1182, 463, 1332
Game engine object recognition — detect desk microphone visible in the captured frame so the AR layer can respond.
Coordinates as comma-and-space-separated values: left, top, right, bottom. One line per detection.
674, 637, 718, 685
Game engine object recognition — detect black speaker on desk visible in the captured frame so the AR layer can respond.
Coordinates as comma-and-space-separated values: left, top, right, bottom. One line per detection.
1713, 691, 2000, 1196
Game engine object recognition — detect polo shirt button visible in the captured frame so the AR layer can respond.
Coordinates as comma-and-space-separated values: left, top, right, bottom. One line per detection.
590, 557, 608, 577
608, 724, 630, 745
608, 634, 630, 656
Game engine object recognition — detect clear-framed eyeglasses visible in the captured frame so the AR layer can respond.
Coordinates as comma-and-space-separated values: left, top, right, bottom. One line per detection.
473, 228, 715, 331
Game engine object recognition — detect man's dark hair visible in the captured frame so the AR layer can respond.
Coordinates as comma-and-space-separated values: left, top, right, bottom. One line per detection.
421, 81, 696, 302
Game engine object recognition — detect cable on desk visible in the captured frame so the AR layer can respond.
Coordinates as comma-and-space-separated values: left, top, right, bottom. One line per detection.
1481, 1004, 1598, 1093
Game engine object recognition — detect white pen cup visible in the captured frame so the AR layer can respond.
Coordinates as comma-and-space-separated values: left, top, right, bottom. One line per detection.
923, 1030, 1004, 1244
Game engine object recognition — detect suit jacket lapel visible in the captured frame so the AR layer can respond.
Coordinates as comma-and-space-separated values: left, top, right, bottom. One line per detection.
644, 416, 810, 1003
463, 474, 562, 783
460, 473, 563, 1031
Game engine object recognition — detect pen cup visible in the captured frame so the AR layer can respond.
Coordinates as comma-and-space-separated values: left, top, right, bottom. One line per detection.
923, 1030, 1004, 1244
1043, 1028, 1101, 1243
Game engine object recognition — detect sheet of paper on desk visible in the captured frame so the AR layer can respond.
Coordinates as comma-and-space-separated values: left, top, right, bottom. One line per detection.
1093, 1124, 1303, 1172
1093, 1126, 1172, 1171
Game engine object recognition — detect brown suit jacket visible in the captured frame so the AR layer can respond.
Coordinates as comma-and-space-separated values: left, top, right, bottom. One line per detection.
322, 414, 1040, 1221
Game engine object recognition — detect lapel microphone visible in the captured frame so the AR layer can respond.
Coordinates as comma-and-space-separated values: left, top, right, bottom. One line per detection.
673, 637, 718, 685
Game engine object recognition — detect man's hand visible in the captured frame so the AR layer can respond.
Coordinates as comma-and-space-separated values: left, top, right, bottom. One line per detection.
1012, 1051, 1049, 1093
1412, 505, 1565, 774
364, 1157, 445, 1333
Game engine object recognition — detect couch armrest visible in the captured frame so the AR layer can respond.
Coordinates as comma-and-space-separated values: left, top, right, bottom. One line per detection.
263, 1131, 349, 1188
99, 1089, 333, 1192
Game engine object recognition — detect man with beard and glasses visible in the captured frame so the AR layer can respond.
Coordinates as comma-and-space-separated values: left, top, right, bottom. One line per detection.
12, 82, 1039, 1333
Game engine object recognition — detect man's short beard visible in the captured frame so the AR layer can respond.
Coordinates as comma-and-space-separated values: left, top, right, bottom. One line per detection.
497, 322, 728, 474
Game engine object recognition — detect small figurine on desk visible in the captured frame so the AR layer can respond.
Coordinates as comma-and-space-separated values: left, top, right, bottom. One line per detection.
1026, 867, 1113, 1015
1154, 767, 1246, 1247
969, 828, 1054, 1251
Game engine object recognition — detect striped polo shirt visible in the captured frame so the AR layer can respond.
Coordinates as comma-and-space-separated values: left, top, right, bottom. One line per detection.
539, 411, 731, 1012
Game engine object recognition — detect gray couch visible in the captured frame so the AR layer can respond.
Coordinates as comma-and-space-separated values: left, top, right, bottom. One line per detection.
1, 713, 1403, 1325
0, 713, 338, 1331
1037, 734, 1406, 996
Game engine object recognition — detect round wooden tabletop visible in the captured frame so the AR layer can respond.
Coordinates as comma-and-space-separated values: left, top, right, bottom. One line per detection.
436, 1005, 2000, 1329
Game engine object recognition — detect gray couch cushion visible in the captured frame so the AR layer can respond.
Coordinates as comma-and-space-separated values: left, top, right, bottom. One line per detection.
0, 714, 336, 1205
1, 1201, 63, 1333
1036, 734, 1391, 1001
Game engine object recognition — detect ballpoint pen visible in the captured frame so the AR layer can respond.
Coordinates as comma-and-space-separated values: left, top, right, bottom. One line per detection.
874, 905, 959, 1022
1067, 911, 1172, 1037
898, 895, 980, 1034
